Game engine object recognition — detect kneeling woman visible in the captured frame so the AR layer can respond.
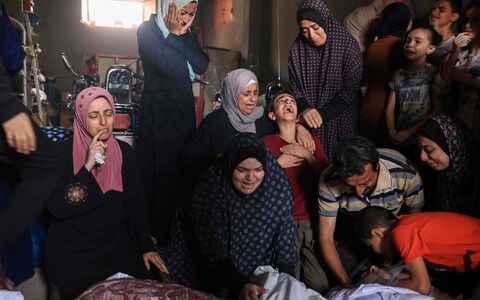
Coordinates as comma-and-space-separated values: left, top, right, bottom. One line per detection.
44, 87, 168, 299
416, 114, 480, 216
191, 133, 297, 298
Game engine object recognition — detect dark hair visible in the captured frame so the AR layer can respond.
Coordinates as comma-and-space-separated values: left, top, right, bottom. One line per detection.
406, 26, 440, 46
379, 2, 412, 38
354, 206, 398, 240
464, 0, 480, 12
460, 0, 480, 30
265, 84, 284, 111
267, 89, 295, 112
332, 136, 379, 180
434, 0, 463, 15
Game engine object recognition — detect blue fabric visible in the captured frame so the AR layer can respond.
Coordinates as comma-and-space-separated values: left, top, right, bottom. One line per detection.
0, 4, 26, 76
0, 177, 34, 285
41, 126, 73, 143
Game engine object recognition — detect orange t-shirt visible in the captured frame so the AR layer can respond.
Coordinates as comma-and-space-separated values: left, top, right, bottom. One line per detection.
393, 212, 480, 272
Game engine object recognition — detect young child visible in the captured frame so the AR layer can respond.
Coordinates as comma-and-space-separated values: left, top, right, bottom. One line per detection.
385, 27, 446, 147
442, 0, 480, 141
262, 89, 330, 293
429, 0, 463, 63
355, 206, 480, 298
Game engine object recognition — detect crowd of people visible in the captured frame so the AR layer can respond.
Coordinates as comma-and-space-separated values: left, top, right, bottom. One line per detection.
0, 0, 480, 299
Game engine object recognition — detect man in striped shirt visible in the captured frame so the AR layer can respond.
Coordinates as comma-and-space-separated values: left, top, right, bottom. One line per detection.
317, 136, 423, 288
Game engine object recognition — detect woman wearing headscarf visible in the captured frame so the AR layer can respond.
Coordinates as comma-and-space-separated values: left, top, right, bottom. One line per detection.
191, 133, 297, 299
359, 2, 412, 145
136, 0, 210, 246
288, 0, 363, 160
416, 114, 480, 217
44, 87, 168, 300
183, 68, 312, 181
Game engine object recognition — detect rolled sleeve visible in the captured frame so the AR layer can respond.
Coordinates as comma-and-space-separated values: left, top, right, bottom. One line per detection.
403, 171, 425, 210
318, 168, 340, 217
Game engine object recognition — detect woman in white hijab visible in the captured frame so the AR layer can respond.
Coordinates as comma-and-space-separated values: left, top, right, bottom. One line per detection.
136, 0, 210, 246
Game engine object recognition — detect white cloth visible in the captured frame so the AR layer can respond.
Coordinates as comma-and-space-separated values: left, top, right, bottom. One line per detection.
251, 265, 326, 300
343, 5, 376, 52
432, 36, 454, 59
0, 291, 24, 300
106, 272, 134, 280
329, 283, 434, 300
343, 0, 398, 52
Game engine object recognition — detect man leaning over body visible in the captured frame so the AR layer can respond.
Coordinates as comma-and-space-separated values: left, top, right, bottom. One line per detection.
317, 136, 424, 287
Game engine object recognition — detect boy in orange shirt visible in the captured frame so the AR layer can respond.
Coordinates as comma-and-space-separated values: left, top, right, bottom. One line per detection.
355, 206, 480, 297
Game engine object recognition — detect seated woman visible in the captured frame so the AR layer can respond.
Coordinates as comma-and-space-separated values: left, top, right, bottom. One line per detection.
193, 132, 297, 298
183, 68, 313, 180
44, 87, 168, 299
416, 113, 480, 216
170, 133, 297, 299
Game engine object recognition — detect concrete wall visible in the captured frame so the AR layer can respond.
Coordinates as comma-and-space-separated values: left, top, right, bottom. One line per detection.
200, 0, 376, 94
36, 1, 139, 92
199, 0, 436, 95
1, 0, 463, 98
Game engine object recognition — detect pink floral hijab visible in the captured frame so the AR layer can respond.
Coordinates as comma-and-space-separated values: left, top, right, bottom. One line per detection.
73, 87, 123, 194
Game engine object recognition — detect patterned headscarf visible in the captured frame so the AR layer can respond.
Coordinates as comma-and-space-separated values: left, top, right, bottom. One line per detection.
191, 133, 297, 283
219, 68, 264, 134
288, 0, 362, 159
417, 114, 477, 213
73, 87, 123, 194
156, 0, 198, 81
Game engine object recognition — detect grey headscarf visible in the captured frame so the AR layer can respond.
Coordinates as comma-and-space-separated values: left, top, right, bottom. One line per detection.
219, 69, 264, 133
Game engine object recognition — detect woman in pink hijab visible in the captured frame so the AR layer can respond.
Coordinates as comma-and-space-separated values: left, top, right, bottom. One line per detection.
44, 87, 168, 299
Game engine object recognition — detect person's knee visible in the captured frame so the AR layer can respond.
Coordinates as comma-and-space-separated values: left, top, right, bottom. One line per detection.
300, 249, 330, 293
303, 268, 330, 293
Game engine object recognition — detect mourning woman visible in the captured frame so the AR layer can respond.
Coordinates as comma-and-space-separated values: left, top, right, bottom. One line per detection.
416, 114, 480, 216
183, 68, 313, 181
44, 87, 168, 299
288, 0, 363, 160
136, 0, 210, 245
191, 133, 297, 298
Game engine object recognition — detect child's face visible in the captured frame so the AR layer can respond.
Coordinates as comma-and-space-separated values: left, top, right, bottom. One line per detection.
429, 1, 459, 30
466, 7, 480, 40
363, 231, 397, 259
404, 29, 436, 61
269, 93, 298, 122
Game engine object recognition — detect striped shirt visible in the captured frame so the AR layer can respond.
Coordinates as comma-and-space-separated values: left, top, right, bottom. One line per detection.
318, 149, 424, 217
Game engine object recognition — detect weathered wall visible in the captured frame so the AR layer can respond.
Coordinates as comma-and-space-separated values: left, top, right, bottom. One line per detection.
2, 0, 460, 100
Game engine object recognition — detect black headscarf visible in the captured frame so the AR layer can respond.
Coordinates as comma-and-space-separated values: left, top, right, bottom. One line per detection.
378, 2, 412, 38
223, 143, 266, 178
297, 7, 327, 32
417, 118, 450, 156
191, 133, 297, 296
